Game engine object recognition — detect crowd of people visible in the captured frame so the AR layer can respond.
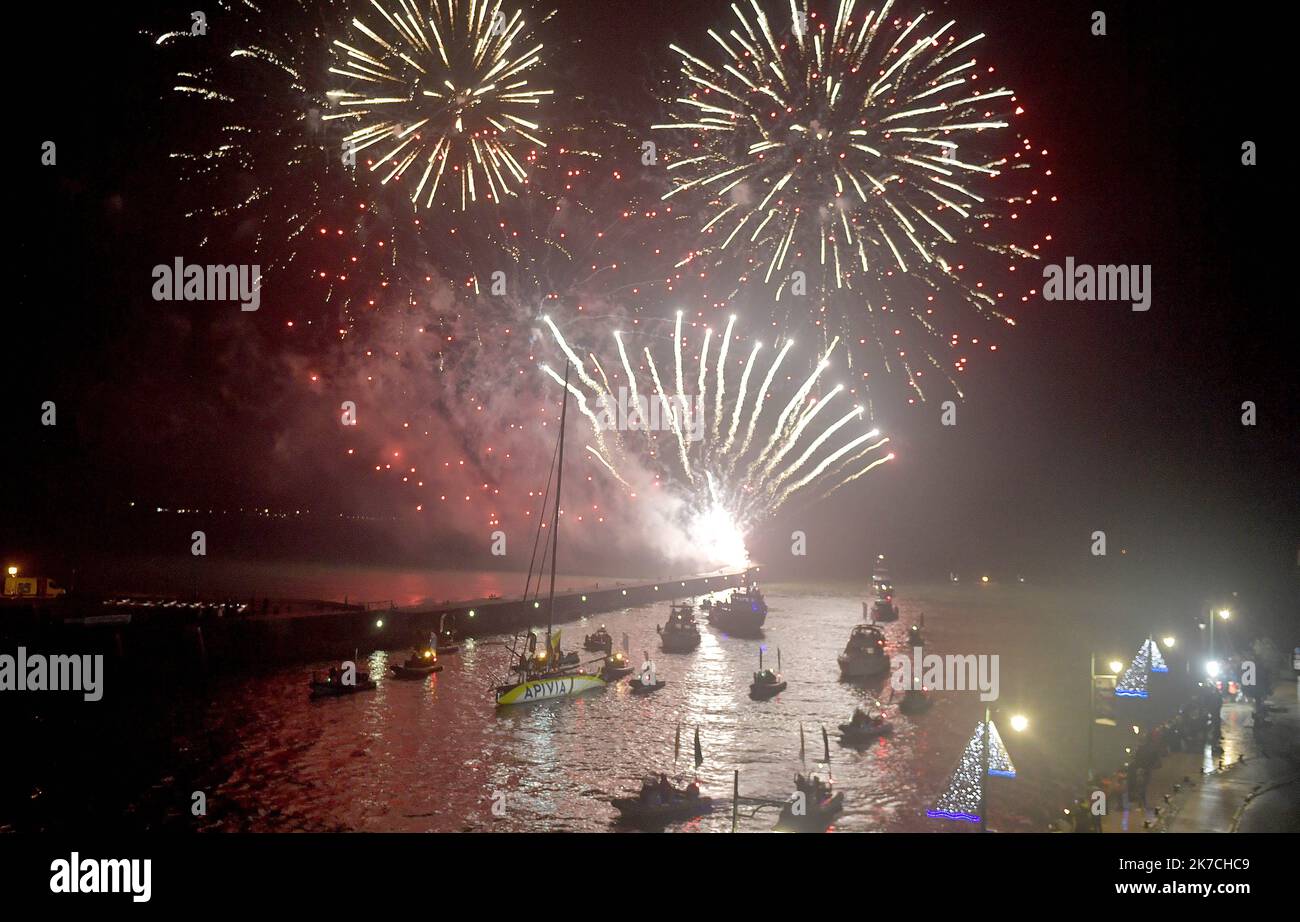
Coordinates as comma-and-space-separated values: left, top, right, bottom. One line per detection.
1058, 685, 1226, 832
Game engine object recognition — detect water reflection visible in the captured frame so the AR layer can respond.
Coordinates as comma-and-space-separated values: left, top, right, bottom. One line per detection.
156, 582, 1199, 832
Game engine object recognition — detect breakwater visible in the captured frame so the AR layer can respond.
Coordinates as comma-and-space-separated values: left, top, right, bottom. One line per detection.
1, 571, 749, 673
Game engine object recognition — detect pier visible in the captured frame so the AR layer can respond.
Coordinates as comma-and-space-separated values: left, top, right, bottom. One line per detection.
2, 570, 751, 671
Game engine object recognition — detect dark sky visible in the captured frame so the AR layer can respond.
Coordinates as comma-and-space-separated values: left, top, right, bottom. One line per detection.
7, 1, 1297, 631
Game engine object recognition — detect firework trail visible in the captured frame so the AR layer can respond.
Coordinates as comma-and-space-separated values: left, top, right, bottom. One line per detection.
651, 0, 1055, 403
542, 313, 892, 554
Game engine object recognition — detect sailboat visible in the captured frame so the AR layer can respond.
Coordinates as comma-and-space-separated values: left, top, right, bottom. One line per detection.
493, 362, 606, 706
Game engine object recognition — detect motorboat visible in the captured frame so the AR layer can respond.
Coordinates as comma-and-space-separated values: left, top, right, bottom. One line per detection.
601, 650, 635, 681
838, 706, 893, 745
657, 605, 701, 653
837, 625, 889, 679
309, 669, 376, 698
709, 584, 767, 635
629, 677, 667, 694
391, 647, 444, 679
584, 625, 614, 652
866, 594, 899, 622
871, 560, 893, 597
898, 688, 932, 715
433, 614, 461, 655
612, 775, 711, 826
748, 648, 786, 699
776, 773, 843, 831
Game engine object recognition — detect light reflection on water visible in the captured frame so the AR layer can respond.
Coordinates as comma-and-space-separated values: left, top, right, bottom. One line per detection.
180, 581, 1191, 832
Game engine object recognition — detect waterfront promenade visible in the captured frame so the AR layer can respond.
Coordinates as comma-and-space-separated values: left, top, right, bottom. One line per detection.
1100, 679, 1300, 833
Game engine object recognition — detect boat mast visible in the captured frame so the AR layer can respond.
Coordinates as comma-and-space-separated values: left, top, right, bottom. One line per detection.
546, 361, 570, 650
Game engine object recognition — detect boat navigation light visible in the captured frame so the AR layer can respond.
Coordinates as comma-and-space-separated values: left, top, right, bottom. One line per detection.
375, 619, 384, 628
981, 575, 990, 583
468, 610, 476, 617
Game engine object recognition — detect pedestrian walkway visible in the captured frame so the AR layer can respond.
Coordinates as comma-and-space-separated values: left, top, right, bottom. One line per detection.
1099, 679, 1300, 833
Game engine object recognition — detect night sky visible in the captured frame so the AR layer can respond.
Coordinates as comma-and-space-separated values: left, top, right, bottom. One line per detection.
8, 1, 1296, 634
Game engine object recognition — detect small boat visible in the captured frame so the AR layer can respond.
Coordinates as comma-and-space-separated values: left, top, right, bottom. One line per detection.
906, 623, 923, 646
699, 597, 712, 610
612, 784, 712, 825
898, 688, 932, 715
629, 677, 667, 695
748, 648, 787, 700
865, 595, 899, 622
601, 650, 635, 681
776, 773, 843, 831
309, 670, 376, 698
391, 647, 443, 679
657, 605, 701, 653
837, 624, 890, 679
838, 706, 893, 745
432, 614, 461, 655
583, 625, 614, 652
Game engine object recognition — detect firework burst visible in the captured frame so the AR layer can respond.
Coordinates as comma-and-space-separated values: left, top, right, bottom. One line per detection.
542, 311, 892, 561
652, 0, 1055, 403
326, 0, 555, 211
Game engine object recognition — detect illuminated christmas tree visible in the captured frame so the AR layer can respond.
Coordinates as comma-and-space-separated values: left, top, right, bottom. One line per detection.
1115, 642, 1151, 698
1144, 637, 1168, 673
927, 720, 1018, 824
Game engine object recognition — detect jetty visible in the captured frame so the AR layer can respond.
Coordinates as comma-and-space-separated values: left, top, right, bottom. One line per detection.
1, 570, 751, 671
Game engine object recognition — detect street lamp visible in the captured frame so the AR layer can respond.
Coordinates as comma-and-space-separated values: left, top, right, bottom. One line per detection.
1210, 607, 1230, 659
978, 705, 1028, 833
1088, 654, 1123, 782
1161, 636, 1176, 648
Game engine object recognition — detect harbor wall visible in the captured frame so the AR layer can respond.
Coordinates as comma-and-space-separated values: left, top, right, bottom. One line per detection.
0, 571, 749, 673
